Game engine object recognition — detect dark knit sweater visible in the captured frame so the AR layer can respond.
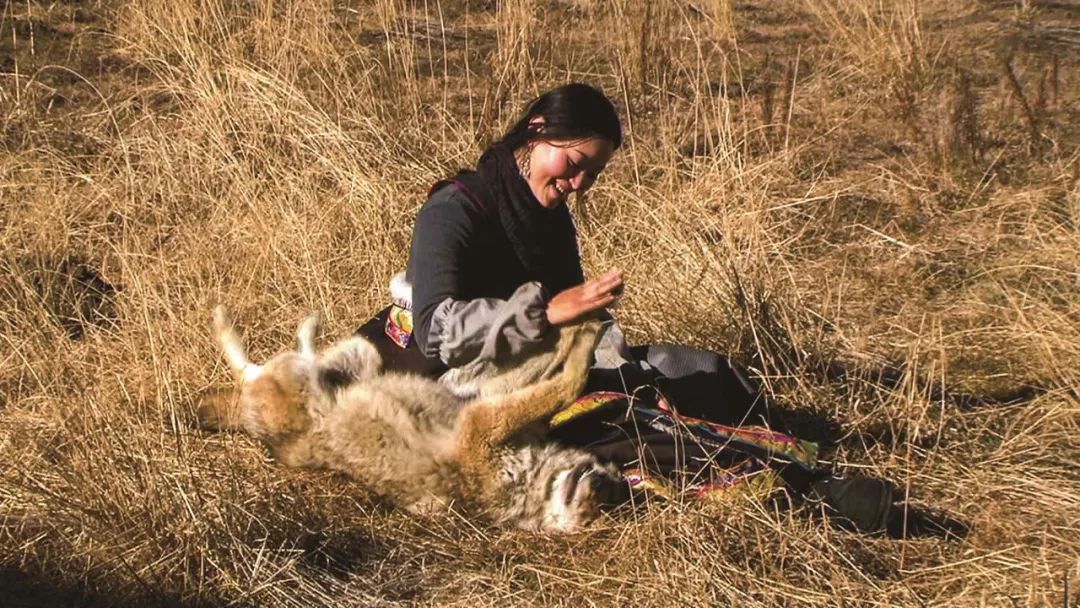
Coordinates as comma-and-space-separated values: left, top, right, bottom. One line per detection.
405, 177, 581, 366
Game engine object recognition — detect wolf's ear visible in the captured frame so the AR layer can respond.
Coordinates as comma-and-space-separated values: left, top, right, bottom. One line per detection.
195, 387, 242, 431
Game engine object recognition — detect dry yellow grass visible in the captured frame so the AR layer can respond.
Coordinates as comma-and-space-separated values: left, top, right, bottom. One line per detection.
1, 0, 1078, 606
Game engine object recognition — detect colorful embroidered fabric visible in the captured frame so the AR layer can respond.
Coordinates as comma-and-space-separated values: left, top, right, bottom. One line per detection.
384, 304, 413, 348
550, 390, 818, 499
643, 393, 818, 471
550, 390, 627, 427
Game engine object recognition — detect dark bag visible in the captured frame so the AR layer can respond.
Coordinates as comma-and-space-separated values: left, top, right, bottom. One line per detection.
355, 306, 448, 378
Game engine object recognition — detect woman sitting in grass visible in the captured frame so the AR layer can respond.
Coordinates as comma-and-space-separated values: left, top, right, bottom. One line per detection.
359, 82, 964, 538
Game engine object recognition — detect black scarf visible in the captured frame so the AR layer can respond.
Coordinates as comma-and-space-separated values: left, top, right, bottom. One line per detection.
454, 144, 585, 295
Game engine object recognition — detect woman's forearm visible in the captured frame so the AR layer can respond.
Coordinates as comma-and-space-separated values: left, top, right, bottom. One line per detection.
424, 282, 551, 366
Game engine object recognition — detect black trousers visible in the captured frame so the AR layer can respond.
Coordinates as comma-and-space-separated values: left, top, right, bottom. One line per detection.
585, 343, 768, 426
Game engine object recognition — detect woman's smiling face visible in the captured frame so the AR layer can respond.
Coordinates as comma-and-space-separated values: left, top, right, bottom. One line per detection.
523, 136, 614, 209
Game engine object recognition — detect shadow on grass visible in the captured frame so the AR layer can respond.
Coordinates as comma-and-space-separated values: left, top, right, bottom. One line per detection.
0, 567, 96, 608
0, 565, 186, 608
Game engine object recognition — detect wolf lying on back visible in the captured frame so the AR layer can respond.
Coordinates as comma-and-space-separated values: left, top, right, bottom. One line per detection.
198, 306, 627, 533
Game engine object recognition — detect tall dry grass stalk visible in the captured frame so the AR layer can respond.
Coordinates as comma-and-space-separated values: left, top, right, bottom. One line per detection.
703, 0, 736, 43
1, 0, 1078, 605
802, 0, 927, 83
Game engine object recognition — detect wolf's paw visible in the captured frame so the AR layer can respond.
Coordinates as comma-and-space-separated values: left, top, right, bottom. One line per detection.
212, 304, 232, 333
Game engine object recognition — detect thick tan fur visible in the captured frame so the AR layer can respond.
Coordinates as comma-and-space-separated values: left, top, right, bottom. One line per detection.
199, 306, 625, 532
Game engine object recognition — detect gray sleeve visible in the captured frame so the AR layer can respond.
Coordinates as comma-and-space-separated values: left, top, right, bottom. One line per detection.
428, 281, 552, 367
592, 318, 641, 370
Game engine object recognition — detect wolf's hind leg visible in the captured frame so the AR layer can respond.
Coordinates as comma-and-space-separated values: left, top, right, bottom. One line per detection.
213, 305, 263, 384
297, 312, 322, 359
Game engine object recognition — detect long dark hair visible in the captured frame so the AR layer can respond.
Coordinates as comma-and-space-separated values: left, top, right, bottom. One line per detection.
492, 83, 623, 152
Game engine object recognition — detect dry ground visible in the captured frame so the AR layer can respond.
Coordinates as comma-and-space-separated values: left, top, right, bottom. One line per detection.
1, 0, 1078, 606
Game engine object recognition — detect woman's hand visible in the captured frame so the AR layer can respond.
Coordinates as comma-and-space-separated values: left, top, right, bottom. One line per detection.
546, 268, 624, 326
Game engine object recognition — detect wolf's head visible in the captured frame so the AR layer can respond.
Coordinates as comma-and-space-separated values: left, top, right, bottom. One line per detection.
492, 443, 628, 533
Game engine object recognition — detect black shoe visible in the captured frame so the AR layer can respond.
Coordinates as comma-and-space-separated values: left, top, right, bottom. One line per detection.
811, 476, 895, 533
886, 505, 970, 540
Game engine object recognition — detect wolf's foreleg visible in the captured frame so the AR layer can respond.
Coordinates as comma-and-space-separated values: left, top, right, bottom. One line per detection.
455, 321, 600, 453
